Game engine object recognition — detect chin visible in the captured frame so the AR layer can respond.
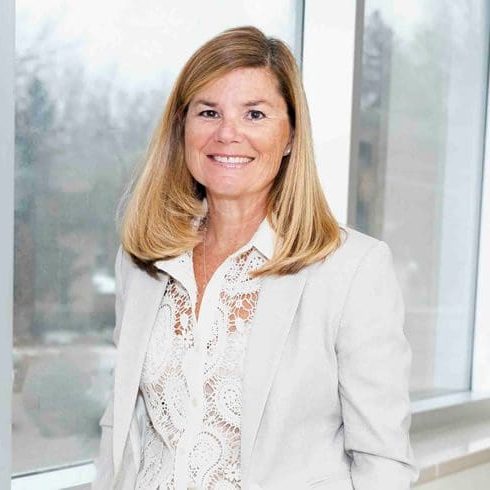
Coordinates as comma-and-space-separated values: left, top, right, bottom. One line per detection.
205, 187, 249, 200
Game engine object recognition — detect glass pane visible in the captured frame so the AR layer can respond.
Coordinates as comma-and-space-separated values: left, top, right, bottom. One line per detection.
354, 0, 489, 400
14, 0, 301, 475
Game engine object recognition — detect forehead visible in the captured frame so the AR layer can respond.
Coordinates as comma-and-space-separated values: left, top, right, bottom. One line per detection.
191, 67, 284, 104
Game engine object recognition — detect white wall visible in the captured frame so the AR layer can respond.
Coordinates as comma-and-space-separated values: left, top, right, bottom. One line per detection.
302, 0, 363, 225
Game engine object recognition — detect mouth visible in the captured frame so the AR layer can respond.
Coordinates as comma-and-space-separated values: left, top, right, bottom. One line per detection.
207, 154, 255, 168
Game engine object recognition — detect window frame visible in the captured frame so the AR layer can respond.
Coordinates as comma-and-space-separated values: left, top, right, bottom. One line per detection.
472, 44, 490, 395
1, 0, 14, 488
11, 463, 95, 490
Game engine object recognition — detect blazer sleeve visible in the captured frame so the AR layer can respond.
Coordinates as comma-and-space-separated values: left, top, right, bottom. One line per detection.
92, 245, 125, 489
335, 240, 419, 489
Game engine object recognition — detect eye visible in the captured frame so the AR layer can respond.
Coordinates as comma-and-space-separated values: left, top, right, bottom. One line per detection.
247, 110, 266, 120
199, 110, 219, 118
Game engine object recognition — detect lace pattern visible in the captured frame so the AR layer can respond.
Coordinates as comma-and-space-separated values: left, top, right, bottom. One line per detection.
135, 247, 266, 490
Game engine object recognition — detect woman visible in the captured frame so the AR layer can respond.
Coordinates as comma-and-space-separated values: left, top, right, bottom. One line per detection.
92, 26, 418, 490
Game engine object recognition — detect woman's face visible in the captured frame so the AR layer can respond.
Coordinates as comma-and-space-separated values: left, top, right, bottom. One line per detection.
184, 67, 293, 202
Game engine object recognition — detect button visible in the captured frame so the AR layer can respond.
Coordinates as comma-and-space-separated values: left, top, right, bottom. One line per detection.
192, 397, 198, 407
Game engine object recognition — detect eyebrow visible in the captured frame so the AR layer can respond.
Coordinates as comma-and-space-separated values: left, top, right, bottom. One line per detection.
243, 99, 272, 107
193, 99, 272, 108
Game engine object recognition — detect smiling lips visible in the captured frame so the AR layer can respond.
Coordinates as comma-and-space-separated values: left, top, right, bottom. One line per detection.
207, 154, 254, 168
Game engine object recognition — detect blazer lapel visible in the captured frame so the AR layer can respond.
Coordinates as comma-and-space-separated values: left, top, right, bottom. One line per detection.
240, 265, 310, 484
111, 249, 310, 482
112, 267, 169, 477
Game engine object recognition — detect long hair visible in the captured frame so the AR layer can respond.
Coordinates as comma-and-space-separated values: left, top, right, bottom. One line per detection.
118, 25, 344, 278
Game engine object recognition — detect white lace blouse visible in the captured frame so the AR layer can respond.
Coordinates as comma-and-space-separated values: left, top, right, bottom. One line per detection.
135, 218, 273, 490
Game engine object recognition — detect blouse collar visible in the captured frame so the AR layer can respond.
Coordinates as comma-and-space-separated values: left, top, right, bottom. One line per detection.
154, 201, 275, 277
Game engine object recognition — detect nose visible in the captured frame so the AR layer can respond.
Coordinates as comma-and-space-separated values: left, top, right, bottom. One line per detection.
214, 116, 242, 144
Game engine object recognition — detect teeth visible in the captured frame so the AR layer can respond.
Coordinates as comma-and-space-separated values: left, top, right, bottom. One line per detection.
211, 155, 253, 164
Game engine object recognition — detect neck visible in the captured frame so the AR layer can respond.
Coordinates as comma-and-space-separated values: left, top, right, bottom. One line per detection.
203, 194, 267, 254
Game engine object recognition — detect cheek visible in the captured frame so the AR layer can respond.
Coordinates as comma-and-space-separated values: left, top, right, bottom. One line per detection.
256, 130, 289, 179
184, 128, 204, 178
252, 147, 284, 182
184, 123, 210, 152
254, 139, 287, 169
254, 122, 290, 157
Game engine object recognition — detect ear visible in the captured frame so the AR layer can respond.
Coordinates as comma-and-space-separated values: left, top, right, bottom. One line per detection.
284, 129, 295, 156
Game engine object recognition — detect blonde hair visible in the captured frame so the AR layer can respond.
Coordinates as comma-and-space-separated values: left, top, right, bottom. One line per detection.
118, 25, 344, 278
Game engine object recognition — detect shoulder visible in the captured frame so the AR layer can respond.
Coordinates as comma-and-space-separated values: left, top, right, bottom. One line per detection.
118, 245, 136, 275
116, 244, 155, 298
306, 224, 395, 292
300, 225, 400, 329
320, 224, 389, 270
338, 224, 382, 256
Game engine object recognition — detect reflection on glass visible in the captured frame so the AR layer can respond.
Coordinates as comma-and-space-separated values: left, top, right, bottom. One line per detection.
353, 0, 489, 399
14, 0, 300, 475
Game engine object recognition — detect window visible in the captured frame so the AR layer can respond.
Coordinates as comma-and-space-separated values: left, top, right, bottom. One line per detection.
13, 0, 302, 478
353, 0, 490, 399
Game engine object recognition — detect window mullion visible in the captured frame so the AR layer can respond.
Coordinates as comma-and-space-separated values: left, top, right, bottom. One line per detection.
0, 0, 15, 487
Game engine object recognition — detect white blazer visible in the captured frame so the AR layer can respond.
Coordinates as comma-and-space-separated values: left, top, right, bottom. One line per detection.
92, 224, 419, 490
